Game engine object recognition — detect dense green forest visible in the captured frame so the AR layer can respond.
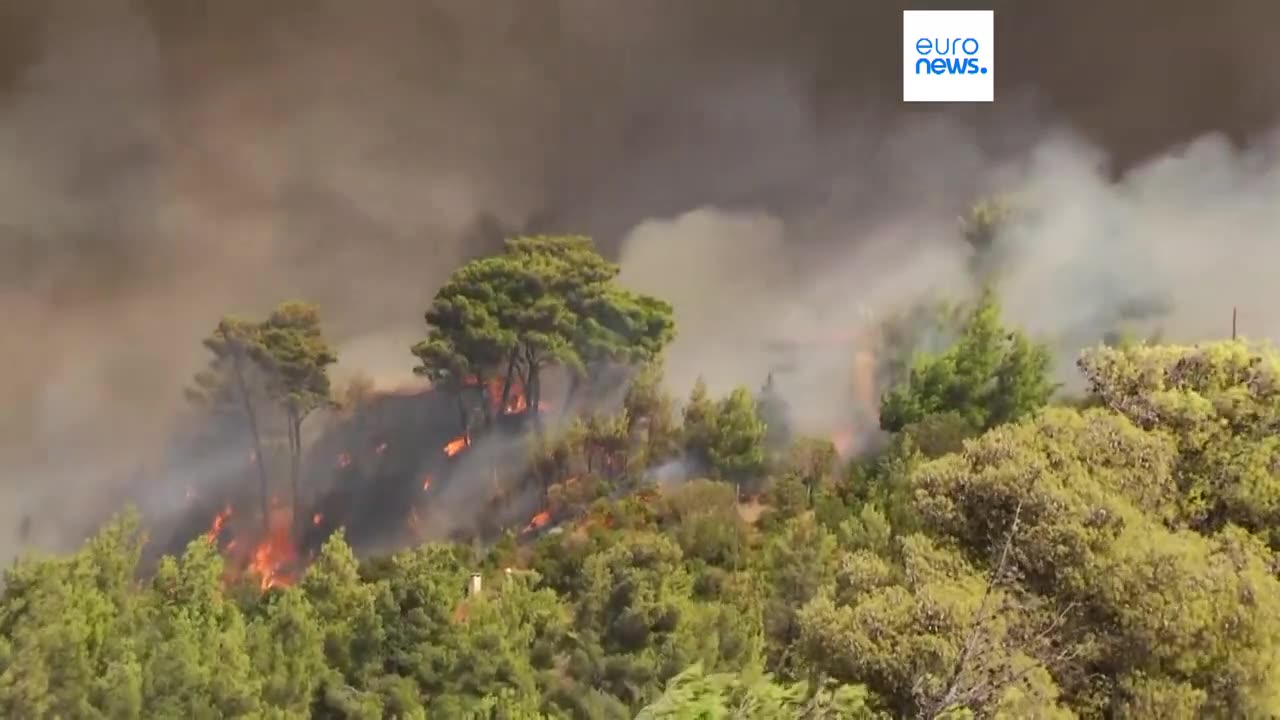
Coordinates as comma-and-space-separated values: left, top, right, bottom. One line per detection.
4, 224, 1280, 719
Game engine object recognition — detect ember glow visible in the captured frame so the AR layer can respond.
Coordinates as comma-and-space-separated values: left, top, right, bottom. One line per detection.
337, 452, 353, 468
523, 510, 551, 533
443, 435, 469, 457
464, 375, 536, 416
421, 474, 433, 491
504, 388, 528, 414
312, 513, 323, 526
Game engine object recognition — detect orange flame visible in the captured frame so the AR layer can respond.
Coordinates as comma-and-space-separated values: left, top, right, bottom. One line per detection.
421, 474, 433, 491
206, 500, 299, 593
472, 376, 530, 415
247, 506, 298, 592
505, 385, 528, 414
523, 511, 551, 533
207, 505, 232, 543
443, 435, 470, 457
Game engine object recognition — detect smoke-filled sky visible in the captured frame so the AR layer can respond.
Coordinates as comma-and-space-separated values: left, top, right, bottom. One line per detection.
4, 0, 1280, 556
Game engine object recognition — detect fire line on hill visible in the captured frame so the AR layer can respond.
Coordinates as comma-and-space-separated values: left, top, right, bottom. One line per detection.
188, 342, 878, 592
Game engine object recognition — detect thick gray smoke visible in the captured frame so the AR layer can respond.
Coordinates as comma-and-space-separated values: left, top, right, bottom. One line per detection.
4, 0, 1280, 560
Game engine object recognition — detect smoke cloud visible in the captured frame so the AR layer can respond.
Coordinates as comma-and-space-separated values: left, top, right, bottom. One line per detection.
4, 0, 1280, 559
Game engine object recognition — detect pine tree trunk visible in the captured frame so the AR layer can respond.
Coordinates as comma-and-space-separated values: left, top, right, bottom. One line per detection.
498, 354, 518, 416
529, 365, 544, 435
289, 411, 302, 538
455, 393, 469, 435
232, 357, 271, 533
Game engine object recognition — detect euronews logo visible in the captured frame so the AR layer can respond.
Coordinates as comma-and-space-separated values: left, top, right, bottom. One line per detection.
914, 38, 988, 76
903, 10, 994, 103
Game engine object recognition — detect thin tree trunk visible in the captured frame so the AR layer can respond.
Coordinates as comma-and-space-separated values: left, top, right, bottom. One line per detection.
232, 356, 270, 532
289, 410, 302, 538
498, 353, 518, 416
478, 378, 493, 428
455, 392, 469, 435
529, 364, 544, 435
564, 372, 581, 413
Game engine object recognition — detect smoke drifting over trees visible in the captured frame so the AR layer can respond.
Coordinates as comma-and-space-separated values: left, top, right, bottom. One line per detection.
4, 0, 1280, 558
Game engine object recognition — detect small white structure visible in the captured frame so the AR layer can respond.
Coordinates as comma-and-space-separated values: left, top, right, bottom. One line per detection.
467, 572, 482, 597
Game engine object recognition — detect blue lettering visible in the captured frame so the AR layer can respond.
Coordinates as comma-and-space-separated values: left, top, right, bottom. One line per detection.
914, 50, 986, 74
915, 37, 982, 59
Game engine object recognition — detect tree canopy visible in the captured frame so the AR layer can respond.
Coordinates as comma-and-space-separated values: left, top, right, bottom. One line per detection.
412, 235, 675, 434
879, 289, 1056, 434
187, 301, 338, 533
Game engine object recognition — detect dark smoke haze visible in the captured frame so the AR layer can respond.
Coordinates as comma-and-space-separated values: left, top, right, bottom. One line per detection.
3, 0, 1280, 559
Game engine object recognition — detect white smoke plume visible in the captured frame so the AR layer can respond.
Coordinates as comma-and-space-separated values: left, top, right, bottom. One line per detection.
618, 127, 1280, 438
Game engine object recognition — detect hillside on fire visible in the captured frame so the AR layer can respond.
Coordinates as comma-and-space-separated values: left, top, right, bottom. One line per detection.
7, 226, 1280, 720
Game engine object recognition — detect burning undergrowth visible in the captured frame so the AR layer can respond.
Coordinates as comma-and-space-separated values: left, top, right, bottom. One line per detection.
151, 376, 564, 593
132, 324, 885, 595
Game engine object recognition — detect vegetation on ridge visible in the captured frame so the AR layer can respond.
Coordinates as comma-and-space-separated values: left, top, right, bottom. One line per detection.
4, 230, 1280, 719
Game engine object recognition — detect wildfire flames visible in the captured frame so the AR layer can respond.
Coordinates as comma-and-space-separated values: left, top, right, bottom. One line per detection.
443, 435, 469, 457
248, 513, 297, 592
523, 511, 551, 533
205, 499, 300, 592
193, 372, 576, 593
207, 505, 232, 542
439, 376, 549, 459
469, 375, 531, 415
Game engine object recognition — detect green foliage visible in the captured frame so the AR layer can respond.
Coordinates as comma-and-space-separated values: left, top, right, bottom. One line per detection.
683, 381, 767, 483
624, 361, 682, 467
757, 373, 793, 454
257, 301, 339, 420
412, 235, 675, 429
1079, 340, 1280, 544
911, 407, 1280, 716
637, 662, 883, 719
880, 289, 1055, 433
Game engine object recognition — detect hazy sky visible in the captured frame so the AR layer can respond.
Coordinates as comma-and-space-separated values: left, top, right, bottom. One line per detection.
3, 0, 1279, 555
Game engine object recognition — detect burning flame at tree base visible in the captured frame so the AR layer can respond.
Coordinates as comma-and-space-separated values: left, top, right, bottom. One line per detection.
206, 500, 300, 592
